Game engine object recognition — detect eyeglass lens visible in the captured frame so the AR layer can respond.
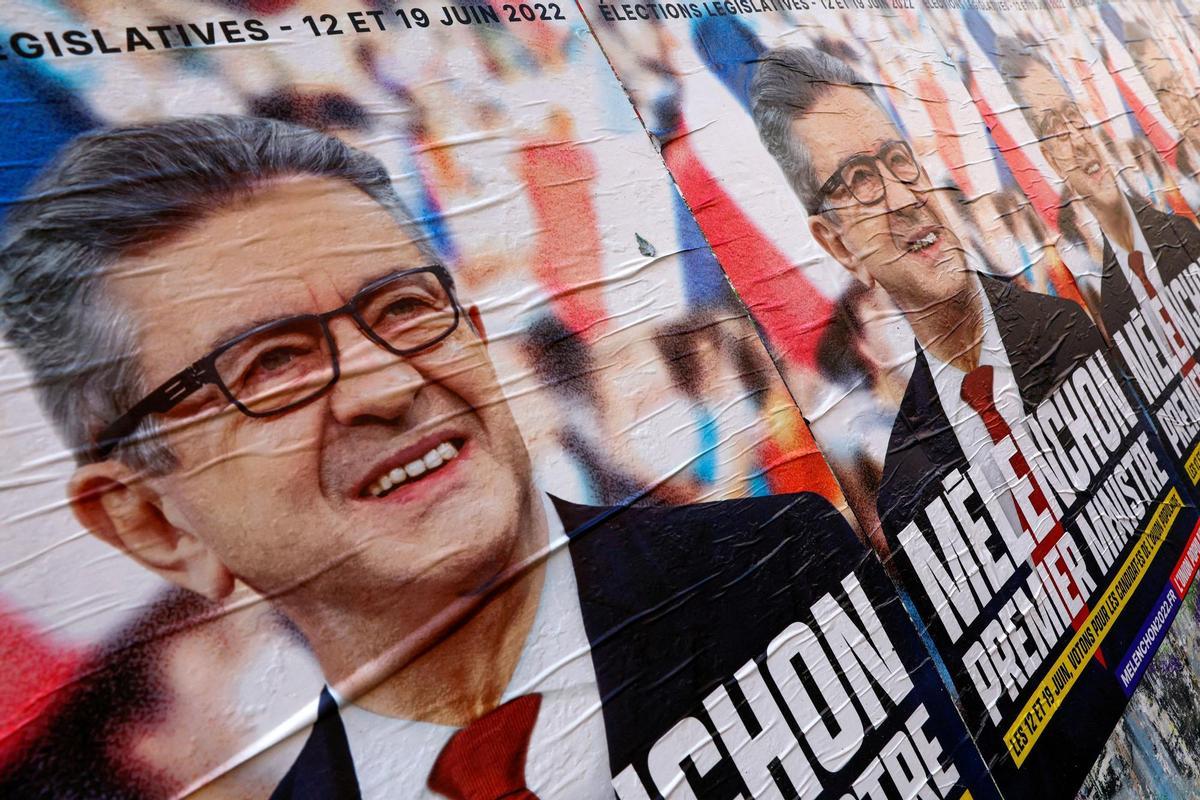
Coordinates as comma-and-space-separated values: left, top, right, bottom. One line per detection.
213, 271, 456, 414
840, 142, 920, 205
354, 271, 457, 352
214, 318, 336, 414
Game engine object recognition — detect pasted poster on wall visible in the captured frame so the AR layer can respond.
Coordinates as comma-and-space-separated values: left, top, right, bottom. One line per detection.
0, 1, 1000, 799
578, 0, 1200, 796
5, 0, 1200, 798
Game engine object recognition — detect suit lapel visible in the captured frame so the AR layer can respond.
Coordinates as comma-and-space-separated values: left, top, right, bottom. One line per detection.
878, 348, 965, 540
1134, 200, 1197, 284
980, 273, 1099, 413
1098, 237, 1139, 337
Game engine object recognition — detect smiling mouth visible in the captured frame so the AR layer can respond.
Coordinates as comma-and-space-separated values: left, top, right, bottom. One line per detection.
907, 229, 940, 254
1085, 161, 1101, 176
364, 438, 464, 498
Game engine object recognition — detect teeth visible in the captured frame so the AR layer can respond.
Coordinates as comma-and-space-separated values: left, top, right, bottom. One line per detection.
367, 440, 461, 497
1086, 163, 1100, 175
908, 232, 938, 253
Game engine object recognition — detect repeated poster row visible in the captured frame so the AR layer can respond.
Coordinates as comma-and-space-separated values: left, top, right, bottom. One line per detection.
1, 0, 1200, 798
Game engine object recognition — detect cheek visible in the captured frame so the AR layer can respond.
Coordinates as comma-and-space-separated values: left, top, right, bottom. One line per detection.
179, 421, 322, 521
847, 215, 885, 248
451, 373, 530, 476
1062, 161, 1086, 185
435, 345, 512, 413
219, 410, 322, 469
475, 403, 529, 477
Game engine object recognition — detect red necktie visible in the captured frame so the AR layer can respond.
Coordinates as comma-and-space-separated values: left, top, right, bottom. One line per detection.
1128, 250, 1159, 300
961, 365, 1103, 662
1129, 250, 1192, 367
961, 365, 1065, 565
428, 694, 542, 800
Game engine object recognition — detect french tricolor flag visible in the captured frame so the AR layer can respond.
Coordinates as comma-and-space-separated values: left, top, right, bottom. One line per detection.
1094, 5, 1185, 169
959, 9, 1066, 232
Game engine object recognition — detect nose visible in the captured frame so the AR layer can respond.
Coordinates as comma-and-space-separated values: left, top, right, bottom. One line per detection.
1066, 122, 1094, 155
880, 168, 923, 211
325, 316, 423, 426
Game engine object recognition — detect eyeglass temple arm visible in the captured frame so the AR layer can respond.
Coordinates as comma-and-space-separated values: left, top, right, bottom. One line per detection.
93, 363, 212, 460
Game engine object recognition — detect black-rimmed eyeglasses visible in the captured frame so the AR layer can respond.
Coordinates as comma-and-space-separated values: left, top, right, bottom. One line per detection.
1036, 103, 1089, 141
809, 140, 922, 215
94, 265, 461, 460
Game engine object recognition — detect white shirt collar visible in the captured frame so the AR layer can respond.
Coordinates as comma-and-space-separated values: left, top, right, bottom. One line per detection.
1056, 200, 1107, 295
1106, 196, 1165, 302
335, 493, 612, 799
921, 271, 1033, 535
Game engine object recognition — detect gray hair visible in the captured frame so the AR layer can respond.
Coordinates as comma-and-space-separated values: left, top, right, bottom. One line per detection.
0, 114, 434, 472
1121, 22, 1165, 92
993, 36, 1065, 138
750, 46, 877, 215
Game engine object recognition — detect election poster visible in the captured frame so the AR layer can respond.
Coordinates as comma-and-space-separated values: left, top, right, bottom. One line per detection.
577, 0, 1200, 796
0, 1, 1001, 799
929, 8, 1200, 796
5, 0, 1200, 798
933, 0, 1200, 510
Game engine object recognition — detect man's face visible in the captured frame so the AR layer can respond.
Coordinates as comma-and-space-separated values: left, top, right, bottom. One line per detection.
109, 177, 534, 619
792, 87, 969, 313
1138, 48, 1200, 143
1014, 61, 1123, 209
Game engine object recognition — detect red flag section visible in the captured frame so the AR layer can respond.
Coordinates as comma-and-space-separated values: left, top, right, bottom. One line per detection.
0, 601, 83, 769
662, 128, 833, 370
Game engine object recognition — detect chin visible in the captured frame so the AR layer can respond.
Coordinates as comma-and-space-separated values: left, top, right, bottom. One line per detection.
421, 531, 526, 598
392, 506, 526, 581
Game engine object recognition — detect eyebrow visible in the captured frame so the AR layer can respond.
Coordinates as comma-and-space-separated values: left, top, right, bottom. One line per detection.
826, 138, 901, 171
206, 313, 297, 352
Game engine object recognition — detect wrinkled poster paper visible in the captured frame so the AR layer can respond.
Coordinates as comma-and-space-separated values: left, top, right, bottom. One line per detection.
580, 0, 1200, 796
0, 0, 1198, 798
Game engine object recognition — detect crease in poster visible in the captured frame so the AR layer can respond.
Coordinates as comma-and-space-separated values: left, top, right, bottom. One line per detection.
0, 2, 994, 799
575, 0, 1200, 795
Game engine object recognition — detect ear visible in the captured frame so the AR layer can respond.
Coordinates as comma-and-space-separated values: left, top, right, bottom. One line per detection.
810, 216, 874, 288
68, 461, 235, 601
466, 304, 489, 345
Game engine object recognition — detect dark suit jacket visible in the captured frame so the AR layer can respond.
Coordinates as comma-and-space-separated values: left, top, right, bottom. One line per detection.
877, 272, 1105, 550
874, 271, 1200, 796
271, 492, 990, 800
559, 492, 860, 797
1095, 199, 1200, 339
